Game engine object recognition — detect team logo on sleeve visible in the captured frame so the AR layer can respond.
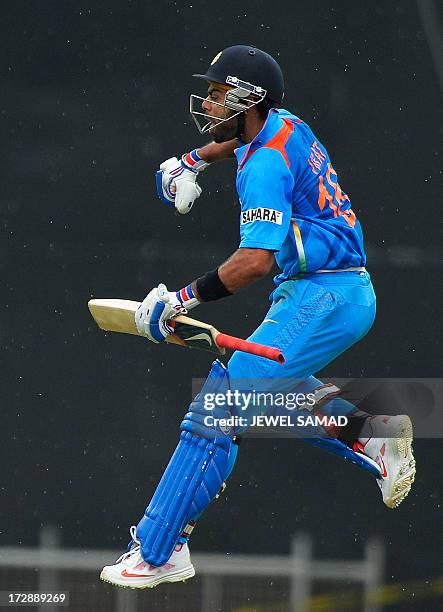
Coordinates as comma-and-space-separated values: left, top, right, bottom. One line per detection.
241, 207, 283, 225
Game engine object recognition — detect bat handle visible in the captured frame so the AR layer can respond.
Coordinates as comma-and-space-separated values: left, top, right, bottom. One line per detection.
215, 333, 285, 364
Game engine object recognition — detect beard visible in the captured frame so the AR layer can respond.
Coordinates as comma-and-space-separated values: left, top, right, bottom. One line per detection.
209, 115, 238, 143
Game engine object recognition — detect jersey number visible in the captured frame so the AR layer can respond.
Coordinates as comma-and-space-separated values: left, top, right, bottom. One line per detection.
318, 164, 356, 228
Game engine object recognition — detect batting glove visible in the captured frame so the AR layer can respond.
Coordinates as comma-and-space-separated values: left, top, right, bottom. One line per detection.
135, 284, 187, 343
155, 150, 209, 215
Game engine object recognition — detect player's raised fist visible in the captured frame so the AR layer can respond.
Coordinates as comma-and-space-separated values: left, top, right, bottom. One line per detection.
155, 150, 209, 214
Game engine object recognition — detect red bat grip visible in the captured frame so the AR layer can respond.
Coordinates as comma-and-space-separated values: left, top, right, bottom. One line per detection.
215, 333, 285, 364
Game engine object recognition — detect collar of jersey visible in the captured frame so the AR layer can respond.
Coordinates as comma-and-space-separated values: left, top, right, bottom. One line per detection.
235, 108, 291, 169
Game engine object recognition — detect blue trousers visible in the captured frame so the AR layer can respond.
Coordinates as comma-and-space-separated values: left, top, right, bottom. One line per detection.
228, 271, 376, 416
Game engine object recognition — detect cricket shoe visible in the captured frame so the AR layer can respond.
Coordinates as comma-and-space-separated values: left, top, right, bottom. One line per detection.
354, 415, 416, 509
100, 526, 195, 589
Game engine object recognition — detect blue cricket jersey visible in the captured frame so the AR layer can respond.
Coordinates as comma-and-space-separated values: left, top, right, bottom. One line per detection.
234, 108, 366, 285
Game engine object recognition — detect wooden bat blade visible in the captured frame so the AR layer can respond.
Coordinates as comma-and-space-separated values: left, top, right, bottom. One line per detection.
87, 299, 225, 354
88, 299, 140, 335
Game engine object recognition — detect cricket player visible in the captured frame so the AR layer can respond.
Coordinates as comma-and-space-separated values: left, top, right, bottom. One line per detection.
101, 45, 416, 588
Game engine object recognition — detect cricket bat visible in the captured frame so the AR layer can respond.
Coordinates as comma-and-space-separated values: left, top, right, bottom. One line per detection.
88, 299, 284, 364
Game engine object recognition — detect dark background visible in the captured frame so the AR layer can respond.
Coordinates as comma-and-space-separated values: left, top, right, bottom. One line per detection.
1, 0, 442, 604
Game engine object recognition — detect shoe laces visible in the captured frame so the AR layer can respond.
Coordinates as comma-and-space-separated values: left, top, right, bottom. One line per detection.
115, 526, 142, 565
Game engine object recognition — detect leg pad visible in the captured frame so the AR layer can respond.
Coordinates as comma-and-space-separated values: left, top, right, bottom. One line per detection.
137, 360, 235, 566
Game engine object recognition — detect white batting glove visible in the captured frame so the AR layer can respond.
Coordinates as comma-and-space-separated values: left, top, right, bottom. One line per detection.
155, 150, 209, 214
135, 284, 187, 343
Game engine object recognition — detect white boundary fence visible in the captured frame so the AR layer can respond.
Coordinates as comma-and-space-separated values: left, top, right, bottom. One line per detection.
0, 525, 384, 612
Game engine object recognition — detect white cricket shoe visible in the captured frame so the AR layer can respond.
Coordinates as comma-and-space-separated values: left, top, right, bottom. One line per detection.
355, 415, 416, 509
100, 526, 195, 589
